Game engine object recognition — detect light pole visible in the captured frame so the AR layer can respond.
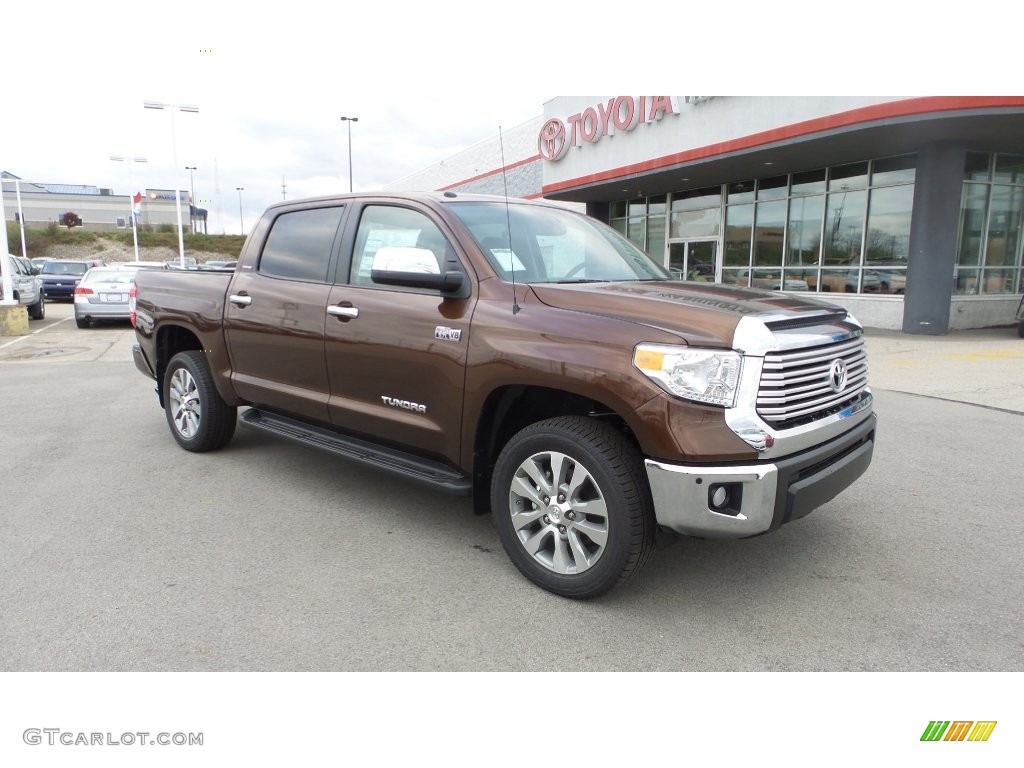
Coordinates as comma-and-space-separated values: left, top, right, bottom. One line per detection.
185, 166, 198, 233
111, 155, 147, 261
339, 115, 358, 193
236, 187, 245, 235
144, 101, 199, 267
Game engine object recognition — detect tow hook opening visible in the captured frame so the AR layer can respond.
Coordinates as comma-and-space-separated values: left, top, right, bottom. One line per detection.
708, 482, 744, 517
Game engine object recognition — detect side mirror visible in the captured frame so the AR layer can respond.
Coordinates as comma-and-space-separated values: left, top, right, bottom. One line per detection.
370, 246, 469, 298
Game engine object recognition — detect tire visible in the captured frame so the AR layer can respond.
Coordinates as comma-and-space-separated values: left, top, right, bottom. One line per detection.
163, 350, 237, 452
75, 315, 89, 329
28, 294, 45, 320
491, 416, 656, 599
1018, 321, 1024, 339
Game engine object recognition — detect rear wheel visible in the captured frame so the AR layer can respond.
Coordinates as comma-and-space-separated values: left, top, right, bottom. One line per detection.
1018, 321, 1024, 339
28, 294, 45, 320
163, 350, 237, 451
491, 416, 656, 599
75, 315, 89, 329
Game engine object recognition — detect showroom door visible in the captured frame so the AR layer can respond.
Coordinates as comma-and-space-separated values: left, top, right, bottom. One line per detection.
668, 240, 718, 282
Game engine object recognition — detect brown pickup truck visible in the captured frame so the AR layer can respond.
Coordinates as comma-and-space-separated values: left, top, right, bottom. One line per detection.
132, 192, 877, 598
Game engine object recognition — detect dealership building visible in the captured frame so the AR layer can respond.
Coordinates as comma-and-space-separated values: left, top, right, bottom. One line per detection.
387, 96, 1024, 333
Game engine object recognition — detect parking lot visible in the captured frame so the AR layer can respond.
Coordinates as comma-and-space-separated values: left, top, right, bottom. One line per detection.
1, 302, 1022, 671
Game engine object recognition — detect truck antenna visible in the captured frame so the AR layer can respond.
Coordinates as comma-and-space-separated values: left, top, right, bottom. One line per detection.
498, 126, 521, 315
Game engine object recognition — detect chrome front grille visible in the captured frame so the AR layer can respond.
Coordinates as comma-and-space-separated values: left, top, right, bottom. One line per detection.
757, 335, 869, 428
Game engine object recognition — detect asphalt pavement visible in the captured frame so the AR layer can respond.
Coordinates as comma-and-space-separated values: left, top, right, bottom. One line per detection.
0, 305, 1022, 672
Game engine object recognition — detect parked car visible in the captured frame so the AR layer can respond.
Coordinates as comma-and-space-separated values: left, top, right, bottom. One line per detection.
73, 265, 139, 328
40, 260, 92, 301
1016, 294, 1024, 338
30, 257, 53, 270
2, 253, 46, 319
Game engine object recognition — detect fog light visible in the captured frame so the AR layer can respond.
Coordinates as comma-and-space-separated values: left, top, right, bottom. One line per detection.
711, 486, 729, 508
708, 483, 743, 516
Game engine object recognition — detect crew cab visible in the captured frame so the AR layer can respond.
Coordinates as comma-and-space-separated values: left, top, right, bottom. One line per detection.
132, 192, 877, 598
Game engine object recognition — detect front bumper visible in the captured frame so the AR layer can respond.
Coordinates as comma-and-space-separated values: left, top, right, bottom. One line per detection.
645, 413, 876, 538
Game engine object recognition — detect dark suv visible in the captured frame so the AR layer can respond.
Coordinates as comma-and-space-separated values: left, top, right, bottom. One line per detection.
40, 260, 93, 301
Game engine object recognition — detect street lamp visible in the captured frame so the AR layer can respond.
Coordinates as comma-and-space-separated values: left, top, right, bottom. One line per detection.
110, 155, 148, 261
236, 187, 245, 235
144, 101, 199, 267
185, 166, 198, 233
339, 115, 359, 193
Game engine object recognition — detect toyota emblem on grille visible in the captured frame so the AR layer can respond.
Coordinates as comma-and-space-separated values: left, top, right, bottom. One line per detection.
828, 358, 848, 393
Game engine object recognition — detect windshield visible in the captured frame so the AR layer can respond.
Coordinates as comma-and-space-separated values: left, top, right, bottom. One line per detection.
448, 201, 668, 283
42, 261, 89, 276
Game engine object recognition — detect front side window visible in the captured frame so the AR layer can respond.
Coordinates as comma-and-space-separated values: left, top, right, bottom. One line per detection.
351, 206, 452, 288
258, 207, 344, 282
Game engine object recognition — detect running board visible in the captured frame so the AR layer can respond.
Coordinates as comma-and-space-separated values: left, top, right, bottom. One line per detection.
239, 408, 472, 496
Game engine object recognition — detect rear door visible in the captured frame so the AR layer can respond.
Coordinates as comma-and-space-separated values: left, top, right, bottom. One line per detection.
224, 203, 347, 424
323, 202, 474, 465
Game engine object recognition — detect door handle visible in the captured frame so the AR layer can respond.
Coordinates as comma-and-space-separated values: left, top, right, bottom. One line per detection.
327, 305, 359, 319
229, 293, 252, 307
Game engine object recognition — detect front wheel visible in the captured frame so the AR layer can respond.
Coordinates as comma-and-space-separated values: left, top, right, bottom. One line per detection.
163, 350, 237, 452
491, 416, 656, 599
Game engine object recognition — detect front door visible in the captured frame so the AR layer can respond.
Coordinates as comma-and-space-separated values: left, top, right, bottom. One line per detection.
323, 202, 473, 466
668, 240, 719, 282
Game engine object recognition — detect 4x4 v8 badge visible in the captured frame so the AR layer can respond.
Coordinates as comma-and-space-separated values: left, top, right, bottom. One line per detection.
435, 326, 462, 342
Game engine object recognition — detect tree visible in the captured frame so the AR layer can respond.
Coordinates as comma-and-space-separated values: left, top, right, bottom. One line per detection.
59, 212, 83, 229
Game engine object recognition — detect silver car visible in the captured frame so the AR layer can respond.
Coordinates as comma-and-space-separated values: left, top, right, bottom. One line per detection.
73, 266, 138, 328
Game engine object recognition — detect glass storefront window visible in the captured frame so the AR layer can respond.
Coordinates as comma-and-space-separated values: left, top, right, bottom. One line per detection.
957, 183, 988, 267
791, 169, 826, 197
610, 201, 627, 218
627, 217, 645, 248
647, 214, 666, 261
727, 181, 754, 204
628, 199, 647, 217
670, 207, 721, 239
672, 186, 722, 211
984, 185, 1024, 267
823, 189, 866, 266
830, 162, 868, 190
724, 203, 754, 267
758, 176, 788, 200
955, 153, 1024, 295
964, 153, 990, 181
785, 194, 824, 266
994, 154, 1024, 184
871, 155, 916, 186
753, 199, 786, 266
865, 185, 913, 270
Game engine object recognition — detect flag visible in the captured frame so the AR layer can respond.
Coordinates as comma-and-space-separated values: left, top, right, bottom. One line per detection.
132, 192, 143, 216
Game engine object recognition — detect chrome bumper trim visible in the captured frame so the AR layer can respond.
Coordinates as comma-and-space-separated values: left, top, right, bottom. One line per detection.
645, 459, 779, 538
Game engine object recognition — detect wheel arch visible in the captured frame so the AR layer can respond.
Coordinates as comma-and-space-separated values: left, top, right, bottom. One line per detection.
470, 384, 644, 515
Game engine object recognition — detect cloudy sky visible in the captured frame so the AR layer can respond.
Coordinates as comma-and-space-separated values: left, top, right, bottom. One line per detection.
1, 2, 1010, 236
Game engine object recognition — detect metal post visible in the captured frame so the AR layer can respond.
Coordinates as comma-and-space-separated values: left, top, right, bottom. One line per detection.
340, 116, 359, 193
236, 187, 245, 234
186, 166, 197, 233
144, 101, 198, 268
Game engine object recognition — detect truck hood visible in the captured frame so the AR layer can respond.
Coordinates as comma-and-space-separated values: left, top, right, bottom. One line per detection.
529, 280, 847, 348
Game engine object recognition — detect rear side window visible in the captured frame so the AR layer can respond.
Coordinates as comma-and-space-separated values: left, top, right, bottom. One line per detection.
258, 207, 345, 282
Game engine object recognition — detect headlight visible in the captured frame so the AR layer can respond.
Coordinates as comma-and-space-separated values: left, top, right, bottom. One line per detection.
633, 344, 742, 407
